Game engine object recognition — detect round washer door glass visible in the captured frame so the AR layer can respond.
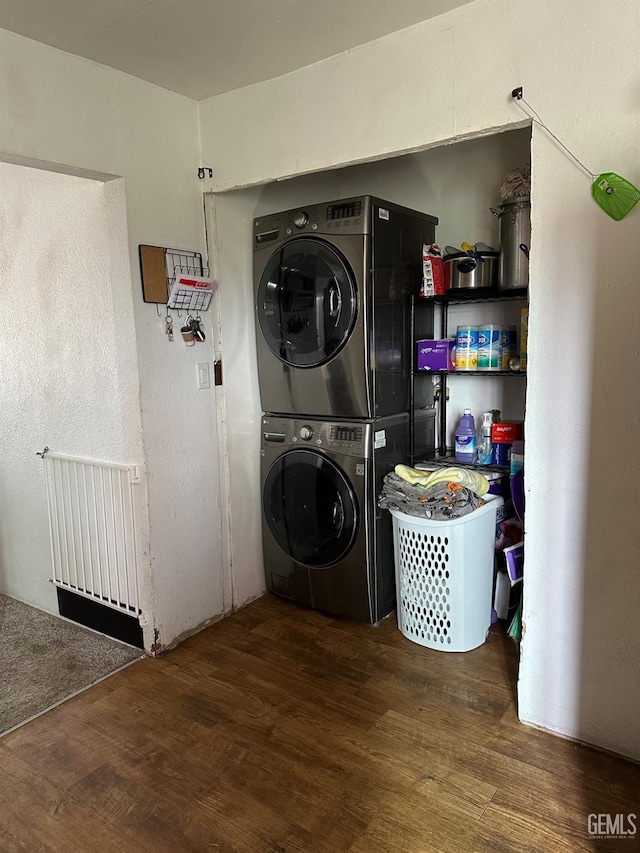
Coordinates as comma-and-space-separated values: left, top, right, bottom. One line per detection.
264, 449, 358, 568
256, 238, 357, 368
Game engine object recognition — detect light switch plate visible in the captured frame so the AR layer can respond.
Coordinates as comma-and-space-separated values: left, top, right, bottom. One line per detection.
196, 362, 210, 390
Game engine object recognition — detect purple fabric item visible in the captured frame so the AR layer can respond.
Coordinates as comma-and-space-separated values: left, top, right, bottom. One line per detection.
510, 439, 525, 523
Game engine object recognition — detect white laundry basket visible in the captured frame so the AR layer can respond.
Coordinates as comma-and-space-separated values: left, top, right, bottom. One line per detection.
390, 494, 503, 652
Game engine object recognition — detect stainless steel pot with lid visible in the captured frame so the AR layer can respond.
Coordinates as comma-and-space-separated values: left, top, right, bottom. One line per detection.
443, 250, 499, 290
490, 195, 530, 289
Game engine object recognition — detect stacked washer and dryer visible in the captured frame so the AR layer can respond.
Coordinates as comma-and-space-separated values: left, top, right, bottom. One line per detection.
254, 196, 438, 624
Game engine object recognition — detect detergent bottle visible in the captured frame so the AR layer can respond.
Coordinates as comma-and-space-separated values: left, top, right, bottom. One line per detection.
454, 409, 477, 464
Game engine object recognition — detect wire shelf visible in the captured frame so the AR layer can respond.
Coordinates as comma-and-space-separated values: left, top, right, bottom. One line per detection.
415, 453, 510, 474
419, 287, 528, 305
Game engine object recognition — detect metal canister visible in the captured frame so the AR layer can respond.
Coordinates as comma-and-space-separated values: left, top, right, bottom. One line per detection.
444, 251, 499, 290
490, 196, 530, 289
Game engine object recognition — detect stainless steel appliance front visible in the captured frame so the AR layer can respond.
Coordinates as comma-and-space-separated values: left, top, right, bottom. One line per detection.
254, 196, 437, 419
260, 413, 409, 623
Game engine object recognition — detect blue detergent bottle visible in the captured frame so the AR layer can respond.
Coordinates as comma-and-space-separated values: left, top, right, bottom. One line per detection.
455, 408, 477, 463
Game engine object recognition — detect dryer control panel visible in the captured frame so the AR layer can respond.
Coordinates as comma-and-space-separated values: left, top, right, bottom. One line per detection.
254, 196, 374, 245
326, 200, 362, 221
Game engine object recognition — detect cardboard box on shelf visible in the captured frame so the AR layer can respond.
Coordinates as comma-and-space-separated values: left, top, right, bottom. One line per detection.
417, 339, 455, 371
491, 421, 524, 444
520, 307, 529, 371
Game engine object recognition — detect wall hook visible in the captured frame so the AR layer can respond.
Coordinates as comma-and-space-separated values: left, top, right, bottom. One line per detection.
36, 446, 49, 458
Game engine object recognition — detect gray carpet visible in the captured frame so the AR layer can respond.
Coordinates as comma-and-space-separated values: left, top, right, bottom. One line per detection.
0, 594, 143, 735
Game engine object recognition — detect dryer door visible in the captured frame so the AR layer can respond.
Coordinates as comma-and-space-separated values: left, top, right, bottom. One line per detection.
263, 448, 359, 568
256, 238, 357, 368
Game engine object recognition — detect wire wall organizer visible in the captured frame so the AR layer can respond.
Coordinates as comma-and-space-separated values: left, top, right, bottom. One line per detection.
139, 244, 216, 311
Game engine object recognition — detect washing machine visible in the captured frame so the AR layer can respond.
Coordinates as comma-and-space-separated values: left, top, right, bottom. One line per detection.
254, 196, 438, 419
261, 412, 409, 624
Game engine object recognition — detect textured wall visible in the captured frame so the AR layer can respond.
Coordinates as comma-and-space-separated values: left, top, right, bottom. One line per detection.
0, 164, 145, 614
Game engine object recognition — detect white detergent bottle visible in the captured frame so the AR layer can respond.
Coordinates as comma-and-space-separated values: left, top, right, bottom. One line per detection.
454, 409, 477, 463
477, 411, 493, 465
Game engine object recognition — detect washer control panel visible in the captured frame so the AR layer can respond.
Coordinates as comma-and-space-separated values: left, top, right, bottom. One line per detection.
262, 417, 369, 457
292, 211, 309, 229
299, 424, 313, 441
330, 424, 362, 444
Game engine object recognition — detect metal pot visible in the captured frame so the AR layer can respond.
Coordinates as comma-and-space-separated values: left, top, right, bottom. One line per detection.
490, 196, 530, 289
444, 251, 499, 290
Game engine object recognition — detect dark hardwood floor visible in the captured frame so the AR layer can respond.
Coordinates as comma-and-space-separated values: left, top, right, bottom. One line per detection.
0, 593, 637, 852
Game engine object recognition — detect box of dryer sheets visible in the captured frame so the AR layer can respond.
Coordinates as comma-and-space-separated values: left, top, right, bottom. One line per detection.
417, 339, 455, 371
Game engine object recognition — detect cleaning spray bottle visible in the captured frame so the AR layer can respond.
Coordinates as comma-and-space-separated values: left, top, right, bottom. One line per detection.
455, 409, 477, 463
477, 411, 493, 465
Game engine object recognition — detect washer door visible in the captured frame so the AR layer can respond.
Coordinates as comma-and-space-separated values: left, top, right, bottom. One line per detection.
256, 237, 357, 368
263, 449, 359, 568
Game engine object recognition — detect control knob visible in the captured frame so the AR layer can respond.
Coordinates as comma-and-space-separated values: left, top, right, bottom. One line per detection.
293, 211, 309, 228
299, 425, 314, 441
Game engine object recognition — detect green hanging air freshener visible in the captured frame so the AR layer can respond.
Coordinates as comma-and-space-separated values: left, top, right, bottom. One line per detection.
591, 172, 640, 221
511, 88, 640, 221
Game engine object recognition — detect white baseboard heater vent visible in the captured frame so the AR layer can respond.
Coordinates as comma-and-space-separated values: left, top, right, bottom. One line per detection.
42, 451, 141, 616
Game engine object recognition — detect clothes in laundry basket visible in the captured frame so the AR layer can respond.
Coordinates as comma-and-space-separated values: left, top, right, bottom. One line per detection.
394, 464, 490, 496
378, 472, 485, 520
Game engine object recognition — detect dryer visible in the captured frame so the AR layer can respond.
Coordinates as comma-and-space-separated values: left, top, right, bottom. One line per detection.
261, 412, 409, 624
254, 196, 438, 419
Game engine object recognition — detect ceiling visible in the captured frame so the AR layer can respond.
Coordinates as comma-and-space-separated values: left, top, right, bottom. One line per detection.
0, 0, 473, 100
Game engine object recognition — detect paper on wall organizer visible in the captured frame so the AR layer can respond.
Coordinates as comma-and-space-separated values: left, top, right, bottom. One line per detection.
168, 274, 218, 311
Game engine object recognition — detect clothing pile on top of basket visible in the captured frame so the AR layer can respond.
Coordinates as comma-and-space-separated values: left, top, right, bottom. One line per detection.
378, 465, 489, 520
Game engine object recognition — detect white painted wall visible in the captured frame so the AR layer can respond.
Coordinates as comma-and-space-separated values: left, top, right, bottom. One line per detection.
0, 29, 224, 651
204, 190, 263, 609
0, 164, 147, 617
200, 0, 640, 760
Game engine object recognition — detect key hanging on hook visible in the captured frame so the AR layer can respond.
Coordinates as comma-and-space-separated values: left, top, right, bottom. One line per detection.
190, 316, 206, 342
